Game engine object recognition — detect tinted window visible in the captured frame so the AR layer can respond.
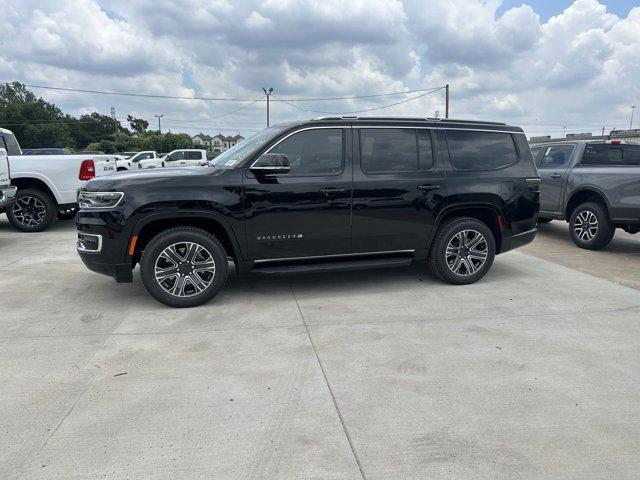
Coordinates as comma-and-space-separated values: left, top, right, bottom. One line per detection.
417, 130, 434, 170
360, 128, 418, 173
1, 133, 22, 155
269, 128, 343, 176
538, 145, 574, 169
167, 151, 185, 161
581, 144, 640, 166
446, 130, 518, 170
185, 151, 202, 160
530, 146, 543, 165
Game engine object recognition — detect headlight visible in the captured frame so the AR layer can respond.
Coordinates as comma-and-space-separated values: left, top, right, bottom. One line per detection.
78, 191, 124, 209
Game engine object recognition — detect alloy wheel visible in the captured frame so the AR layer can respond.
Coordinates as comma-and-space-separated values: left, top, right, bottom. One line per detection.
573, 210, 598, 241
154, 241, 216, 297
12, 195, 47, 228
445, 229, 489, 276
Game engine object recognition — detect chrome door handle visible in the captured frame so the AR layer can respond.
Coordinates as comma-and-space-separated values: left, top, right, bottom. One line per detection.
320, 187, 347, 196
550, 173, 561, 178
417, 184, 440, 192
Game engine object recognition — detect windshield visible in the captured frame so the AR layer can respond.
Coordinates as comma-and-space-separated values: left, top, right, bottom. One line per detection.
210, 125, 288, 168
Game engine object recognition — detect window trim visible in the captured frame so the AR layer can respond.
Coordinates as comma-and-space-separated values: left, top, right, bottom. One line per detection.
444, 129, 521, 172
358, 127, 436, 175
248, 126, 347, 177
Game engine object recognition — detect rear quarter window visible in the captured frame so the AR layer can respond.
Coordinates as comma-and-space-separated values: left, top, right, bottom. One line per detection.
581, 144, 640, 166
446, 130, 519, 171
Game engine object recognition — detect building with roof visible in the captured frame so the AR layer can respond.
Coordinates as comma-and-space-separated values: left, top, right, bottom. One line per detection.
192, 133, 245, 153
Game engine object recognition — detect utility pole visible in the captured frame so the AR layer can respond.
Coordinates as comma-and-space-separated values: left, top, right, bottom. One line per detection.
602, 126, 605, 137
155, 114, 164, 154
630, 105, 636, 129
445, 84, 450, 119
262, 87, 273, 127
562, 125, 566, 138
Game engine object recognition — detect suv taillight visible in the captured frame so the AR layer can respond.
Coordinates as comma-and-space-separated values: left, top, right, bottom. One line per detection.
79, 159, 95, 180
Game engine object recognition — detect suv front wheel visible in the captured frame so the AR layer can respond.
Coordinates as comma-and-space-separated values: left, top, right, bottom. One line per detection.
569, 202, 614, 250
429, 217, 496, 285
140, 227, 229, 307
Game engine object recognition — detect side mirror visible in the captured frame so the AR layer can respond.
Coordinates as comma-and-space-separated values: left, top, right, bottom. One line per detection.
250, 153, 290, 175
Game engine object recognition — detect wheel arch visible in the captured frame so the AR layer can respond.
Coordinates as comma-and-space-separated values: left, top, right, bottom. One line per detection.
565, 187, 610, 220
432, 203, 503, 253
130, 211, 243, 266
10, 175, 60, 204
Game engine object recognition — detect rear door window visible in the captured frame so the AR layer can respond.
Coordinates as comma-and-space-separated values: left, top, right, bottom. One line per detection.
360, 128, 418, 173
446, 130, 518, 170
538, 145, 574, 169
185, 151, 203, 160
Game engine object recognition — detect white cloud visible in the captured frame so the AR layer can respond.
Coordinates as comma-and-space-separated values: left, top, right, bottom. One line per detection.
0, 0, 639, 138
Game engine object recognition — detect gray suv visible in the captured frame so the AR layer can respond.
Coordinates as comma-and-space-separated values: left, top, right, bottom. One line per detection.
531, 140, 640, 249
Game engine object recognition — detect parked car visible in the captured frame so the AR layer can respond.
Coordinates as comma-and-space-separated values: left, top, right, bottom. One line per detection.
115, 151, 158, 171
22, 147, 72, 155
137, 149, 207, 169
0, 128, 117, 232
530, 139, 640, 249
77, 117, 540, 307
0, 147, 17, 212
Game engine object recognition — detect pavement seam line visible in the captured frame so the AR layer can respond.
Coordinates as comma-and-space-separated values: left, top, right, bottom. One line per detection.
289, 281, 368, 480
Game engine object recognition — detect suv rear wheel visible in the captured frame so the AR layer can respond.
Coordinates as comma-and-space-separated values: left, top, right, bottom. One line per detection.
569, 202, 614, 250
429, 217, 496, 285
7, 188, 56, 232
140, 227, 229, 307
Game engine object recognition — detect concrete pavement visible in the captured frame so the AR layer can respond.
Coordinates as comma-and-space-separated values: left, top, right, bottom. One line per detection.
1, 217, 639, 479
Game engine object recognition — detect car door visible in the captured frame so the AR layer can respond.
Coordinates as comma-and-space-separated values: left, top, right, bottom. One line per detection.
164, 151, 186, 167
537, 144, 575, 213
184, 151, 204, 166
351, 126, 447, 253
243, 127, 352, 260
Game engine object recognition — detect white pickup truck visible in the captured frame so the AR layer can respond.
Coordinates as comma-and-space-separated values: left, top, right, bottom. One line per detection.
138, 149, 208, 169
0, 128, 116, 232
115, 151, 158, 171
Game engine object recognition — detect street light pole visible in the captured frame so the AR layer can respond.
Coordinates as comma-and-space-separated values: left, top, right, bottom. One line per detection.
155, 114, 164, 154
262, 87, 273, 127
630, 105, 636, 130
445, 84, 449, 119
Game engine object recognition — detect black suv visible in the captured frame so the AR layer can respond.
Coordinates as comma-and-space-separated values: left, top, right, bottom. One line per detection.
77, 117, 540, 307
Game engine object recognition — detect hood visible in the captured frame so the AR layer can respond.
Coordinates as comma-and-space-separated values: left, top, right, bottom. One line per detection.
82, 166, 226, 191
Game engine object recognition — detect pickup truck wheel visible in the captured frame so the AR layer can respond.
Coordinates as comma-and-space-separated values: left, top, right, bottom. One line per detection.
7, 189, 56, 232
569, 202, 614, 250
429, 217, 496, 285
140, 227, 229, 308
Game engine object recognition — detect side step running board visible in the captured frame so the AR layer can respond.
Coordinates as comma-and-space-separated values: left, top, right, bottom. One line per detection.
252, 257, 413, 274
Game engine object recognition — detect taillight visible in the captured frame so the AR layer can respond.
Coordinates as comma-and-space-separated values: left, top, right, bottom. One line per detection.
79, 159, 95, 180
610, 140, 622, 144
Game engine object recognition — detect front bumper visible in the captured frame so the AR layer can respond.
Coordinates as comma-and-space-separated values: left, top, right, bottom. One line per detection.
79, 253, 133, 283
499, 227, 537, 254
0, 185, 17, 208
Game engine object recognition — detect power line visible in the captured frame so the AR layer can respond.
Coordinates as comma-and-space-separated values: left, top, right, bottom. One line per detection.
18, 82, 447, 103
163, 96, 265, 123
272, 87, 446, 115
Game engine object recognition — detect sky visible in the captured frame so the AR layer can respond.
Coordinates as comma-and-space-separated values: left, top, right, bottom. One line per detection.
1, 0, 639, 139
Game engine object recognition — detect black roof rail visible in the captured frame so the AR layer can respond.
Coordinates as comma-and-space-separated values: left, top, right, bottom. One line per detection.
312, 116, 506, 125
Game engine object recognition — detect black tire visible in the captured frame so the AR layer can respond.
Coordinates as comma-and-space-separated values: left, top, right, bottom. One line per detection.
569, 202, 614, 250
117, 167, 128, 172
140, 227, 229, 307
537, 217, 553, 224
429, 217, 496, 285
7, 188, 56, 232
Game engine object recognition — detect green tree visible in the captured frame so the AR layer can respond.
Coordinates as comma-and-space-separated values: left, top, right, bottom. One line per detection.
127, 115, 149, 134
0, 82, 74, 148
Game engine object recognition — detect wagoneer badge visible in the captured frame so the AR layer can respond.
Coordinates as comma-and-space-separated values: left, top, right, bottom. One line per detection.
257, 233, 304, 241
